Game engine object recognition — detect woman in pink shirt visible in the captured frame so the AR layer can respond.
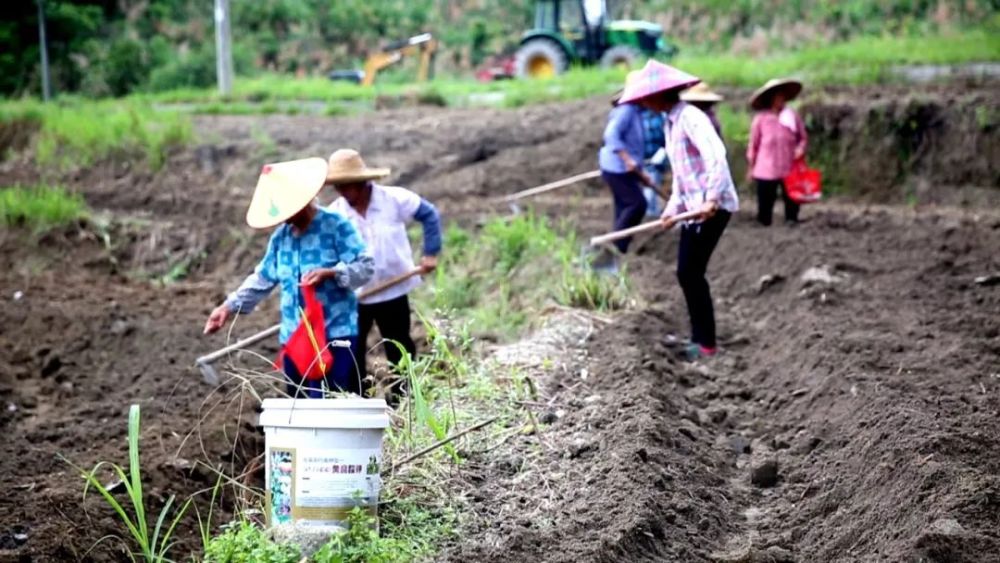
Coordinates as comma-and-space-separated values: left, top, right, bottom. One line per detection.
747, 79, 807, 226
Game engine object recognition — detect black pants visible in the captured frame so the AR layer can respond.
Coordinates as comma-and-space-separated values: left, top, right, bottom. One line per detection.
677, 211, 730, 349
756, 178, 799, 225
358, 294, 416, 399
602, 170, 648, 253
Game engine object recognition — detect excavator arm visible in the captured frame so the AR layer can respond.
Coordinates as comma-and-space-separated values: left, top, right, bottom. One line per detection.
361, 33, 438, 87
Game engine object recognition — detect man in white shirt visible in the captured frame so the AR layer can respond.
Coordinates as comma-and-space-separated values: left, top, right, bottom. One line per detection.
324, 149, 442, 401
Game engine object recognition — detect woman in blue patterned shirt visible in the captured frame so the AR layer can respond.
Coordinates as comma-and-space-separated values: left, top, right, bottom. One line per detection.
204, 158, 375, 397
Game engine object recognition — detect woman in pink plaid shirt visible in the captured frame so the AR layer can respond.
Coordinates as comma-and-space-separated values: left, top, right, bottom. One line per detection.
618, 60, 739, 361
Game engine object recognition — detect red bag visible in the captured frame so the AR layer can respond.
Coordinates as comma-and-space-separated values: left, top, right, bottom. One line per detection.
784, 158, 823, 204
275, 285, 333, 380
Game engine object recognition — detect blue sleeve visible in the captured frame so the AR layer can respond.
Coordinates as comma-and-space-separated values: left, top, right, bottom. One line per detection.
603, 106, 630, 153
224, 230, 281, 313
224, 271, 277, 314
413, 199, 442, 256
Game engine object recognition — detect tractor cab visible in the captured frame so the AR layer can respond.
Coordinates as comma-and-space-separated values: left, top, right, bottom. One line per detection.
515, 0, 675, 79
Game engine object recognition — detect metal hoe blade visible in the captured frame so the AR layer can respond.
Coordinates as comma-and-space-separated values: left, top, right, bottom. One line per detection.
197, 360, 220, 386
584, 244, 621, 274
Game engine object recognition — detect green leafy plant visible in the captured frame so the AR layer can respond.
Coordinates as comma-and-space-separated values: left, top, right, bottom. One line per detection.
312, 506, 408, 563
203, 520, 300, 563
64, 405, 191, 562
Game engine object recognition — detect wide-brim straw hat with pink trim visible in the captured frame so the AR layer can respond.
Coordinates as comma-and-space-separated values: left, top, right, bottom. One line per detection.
749, 78, 803, 110
618, 60, 701, 105
246, 157, 327, 229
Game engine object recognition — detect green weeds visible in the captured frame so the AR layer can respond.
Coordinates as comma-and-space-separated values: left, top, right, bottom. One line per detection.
0, 99, 190, 170
0, 184, 87, 232
422, 214, 629, 339
557, 261, 630, 311
204, 520, 299, 563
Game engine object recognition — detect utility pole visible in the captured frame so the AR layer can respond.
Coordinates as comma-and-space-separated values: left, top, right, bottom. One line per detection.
214, 0, 234, 95
37, 0, 51, 101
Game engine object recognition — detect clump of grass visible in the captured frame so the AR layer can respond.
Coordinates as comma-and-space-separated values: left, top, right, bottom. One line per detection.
0, 99, 190, 170
0, 184, 86, 232
420, 214, 634, 339
63, 405, 191, 562
557, 261, 630, 311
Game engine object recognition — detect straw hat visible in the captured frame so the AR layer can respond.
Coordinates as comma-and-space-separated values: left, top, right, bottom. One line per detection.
246, 157, 327, 229
681, 82, 724, 103
750, 78, 802, 110
325, 149, 390, 184
618, 60, 700, 105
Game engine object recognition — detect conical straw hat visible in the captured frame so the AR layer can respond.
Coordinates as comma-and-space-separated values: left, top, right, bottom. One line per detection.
749, 78, 802, 110
681, 82, 724, 103
618, 60, 700, 105
325, 149, 390, 184
246, 157, 328, 229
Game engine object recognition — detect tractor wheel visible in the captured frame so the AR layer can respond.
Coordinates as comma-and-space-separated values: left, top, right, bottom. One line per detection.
514, 39, 568, 79
600, 45, 642, 70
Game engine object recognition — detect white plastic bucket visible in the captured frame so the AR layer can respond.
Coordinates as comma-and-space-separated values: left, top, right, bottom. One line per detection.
260, 398, 390, 529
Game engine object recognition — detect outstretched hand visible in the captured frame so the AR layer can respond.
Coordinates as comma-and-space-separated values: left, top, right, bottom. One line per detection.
203, 304, 232, 335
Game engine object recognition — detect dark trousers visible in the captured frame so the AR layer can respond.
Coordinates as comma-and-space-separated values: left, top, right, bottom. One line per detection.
602, 170, 648, 253
756, 178, 799, 225
283, 336, 360, 398
677, 211, 730, 349
357, 294, 416, 399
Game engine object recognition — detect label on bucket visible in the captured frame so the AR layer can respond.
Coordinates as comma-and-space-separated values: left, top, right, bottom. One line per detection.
268, 446, 382, 526
297, 448, 381, 506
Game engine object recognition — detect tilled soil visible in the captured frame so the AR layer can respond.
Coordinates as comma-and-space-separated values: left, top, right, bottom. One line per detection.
443, 207, 1000, 563
1, 89, 999, 562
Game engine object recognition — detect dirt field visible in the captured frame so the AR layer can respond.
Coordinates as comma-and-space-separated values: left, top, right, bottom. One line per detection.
1, 87, 998, 562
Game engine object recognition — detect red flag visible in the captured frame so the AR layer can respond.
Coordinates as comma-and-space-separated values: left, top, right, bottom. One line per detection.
275, 285, 333, 380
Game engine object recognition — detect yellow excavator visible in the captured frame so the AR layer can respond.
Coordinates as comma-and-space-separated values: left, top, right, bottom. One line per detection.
328, 33, 438, 87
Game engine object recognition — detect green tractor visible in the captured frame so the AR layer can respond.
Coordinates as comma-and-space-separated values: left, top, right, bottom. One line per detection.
515, 0, 676, 79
